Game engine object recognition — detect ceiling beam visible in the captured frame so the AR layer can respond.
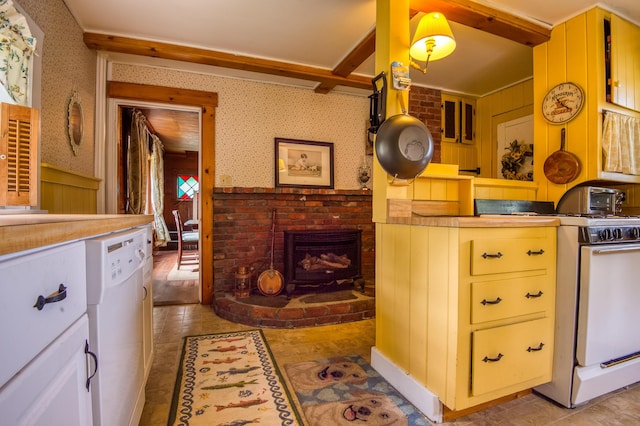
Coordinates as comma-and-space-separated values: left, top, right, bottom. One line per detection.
410, 0, 551, 46
86, 1, 550, 95
85, 33, 372, 92
315, 3, 549, 94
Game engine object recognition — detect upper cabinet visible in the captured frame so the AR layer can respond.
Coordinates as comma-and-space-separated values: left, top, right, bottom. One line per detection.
0, 103, 39, 207
606, 15, 640, 112
441, 94, 475, 145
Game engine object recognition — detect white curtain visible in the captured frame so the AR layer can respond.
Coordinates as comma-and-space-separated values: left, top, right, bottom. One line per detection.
150, 134, 170, 247
602, 111, 640, 175
0, 0, 36, 105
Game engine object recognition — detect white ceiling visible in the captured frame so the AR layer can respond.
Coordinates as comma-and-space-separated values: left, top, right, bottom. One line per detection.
63, 0, 640, 97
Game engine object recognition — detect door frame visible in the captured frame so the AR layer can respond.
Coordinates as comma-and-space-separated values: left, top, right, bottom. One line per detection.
105, 81, 217, 305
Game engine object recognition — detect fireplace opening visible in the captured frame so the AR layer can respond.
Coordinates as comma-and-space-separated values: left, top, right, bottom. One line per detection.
284, 229, 364, 299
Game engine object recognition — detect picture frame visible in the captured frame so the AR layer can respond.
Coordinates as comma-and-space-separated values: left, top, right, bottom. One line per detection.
275, 138, 334, 188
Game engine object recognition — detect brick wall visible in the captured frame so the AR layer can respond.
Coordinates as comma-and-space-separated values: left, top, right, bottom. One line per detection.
409, 86, 442, 163
213, 188, 374, 297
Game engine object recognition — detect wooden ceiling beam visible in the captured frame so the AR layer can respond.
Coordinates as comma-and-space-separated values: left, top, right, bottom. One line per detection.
87, 2, 550, 95
410, 0, 550, 46
85, 33, 371, 92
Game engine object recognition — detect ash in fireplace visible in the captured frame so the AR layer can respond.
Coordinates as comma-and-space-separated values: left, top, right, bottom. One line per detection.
299, 253, 351, 271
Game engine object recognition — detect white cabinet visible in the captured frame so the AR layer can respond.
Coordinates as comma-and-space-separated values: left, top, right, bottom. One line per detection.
0, 315, 94, 425
0, 241, 93, 426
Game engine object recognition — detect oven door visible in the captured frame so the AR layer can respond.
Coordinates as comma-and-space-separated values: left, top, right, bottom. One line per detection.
576, 243, 640, 367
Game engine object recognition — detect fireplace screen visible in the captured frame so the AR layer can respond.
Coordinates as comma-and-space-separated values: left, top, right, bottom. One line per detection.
284, 230, 362, 296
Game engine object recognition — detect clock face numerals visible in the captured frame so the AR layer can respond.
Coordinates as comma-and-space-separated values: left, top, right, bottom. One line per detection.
542, 82, 585, 124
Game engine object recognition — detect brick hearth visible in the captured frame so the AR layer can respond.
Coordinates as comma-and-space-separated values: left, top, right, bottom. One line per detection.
214, 290, 375, 328
213, 187, 374, 328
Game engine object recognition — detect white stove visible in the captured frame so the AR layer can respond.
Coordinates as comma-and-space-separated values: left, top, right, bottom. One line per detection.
534, 212, 640, 407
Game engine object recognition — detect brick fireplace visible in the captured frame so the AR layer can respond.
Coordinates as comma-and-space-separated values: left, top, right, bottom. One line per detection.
212, 187, 374, 327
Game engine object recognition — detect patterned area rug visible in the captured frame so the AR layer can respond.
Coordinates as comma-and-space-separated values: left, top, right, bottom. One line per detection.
169, 330, 302, 425
285, 355, 431, 425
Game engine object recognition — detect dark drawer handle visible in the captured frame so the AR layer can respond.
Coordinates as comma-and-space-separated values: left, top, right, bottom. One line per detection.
481, 297, 502, 305
482, 353, 504, 363
33, 284, 67, 311
85, 340, 98, 391
527, 249, 545, 256
525, 291, 544, 298
482, 252, 503, 259
527, 342, 545, 352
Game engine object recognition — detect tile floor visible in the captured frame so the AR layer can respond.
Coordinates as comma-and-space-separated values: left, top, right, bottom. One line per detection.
140, 304, 640, 426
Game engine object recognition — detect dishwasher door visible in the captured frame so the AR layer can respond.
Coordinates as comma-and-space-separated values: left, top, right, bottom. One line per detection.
86, 228, 146, 426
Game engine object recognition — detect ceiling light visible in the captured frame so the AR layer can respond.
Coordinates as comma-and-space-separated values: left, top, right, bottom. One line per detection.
410, 12, 456, 74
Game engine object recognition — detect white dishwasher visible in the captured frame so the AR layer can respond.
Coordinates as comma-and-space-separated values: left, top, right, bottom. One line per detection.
86, 228, 146, 426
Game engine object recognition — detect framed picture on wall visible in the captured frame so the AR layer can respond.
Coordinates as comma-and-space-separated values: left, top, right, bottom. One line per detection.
275, 138, 334, 188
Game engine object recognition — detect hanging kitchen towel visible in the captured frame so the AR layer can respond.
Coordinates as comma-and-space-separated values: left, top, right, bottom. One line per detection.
602, 111, 640, 175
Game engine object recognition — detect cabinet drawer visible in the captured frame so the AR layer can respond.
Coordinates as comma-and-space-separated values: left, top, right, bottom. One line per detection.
471, 317, 552, 396
471, 276, 552, 324
471, 237, 553, 276
0, 242, 86, 388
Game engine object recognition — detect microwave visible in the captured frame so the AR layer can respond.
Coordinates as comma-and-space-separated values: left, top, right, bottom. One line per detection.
556, 186, 625, 216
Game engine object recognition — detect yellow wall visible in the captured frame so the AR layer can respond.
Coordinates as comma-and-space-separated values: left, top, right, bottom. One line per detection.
534, 8, 640, 204
476, 80, 534, 179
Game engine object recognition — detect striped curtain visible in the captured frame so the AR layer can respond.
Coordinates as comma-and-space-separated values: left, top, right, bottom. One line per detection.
602, 111, 640, 175
127, 110, 149, 214
150, 134, 170, 247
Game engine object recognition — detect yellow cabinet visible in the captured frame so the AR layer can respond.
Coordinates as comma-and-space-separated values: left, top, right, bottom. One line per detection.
441, 94, 475, 144
606, 14, 640, 111
472, 317, 552, 395
375, 223, 556, 414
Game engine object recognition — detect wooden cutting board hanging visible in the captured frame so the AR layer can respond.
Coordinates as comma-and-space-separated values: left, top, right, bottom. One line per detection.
257, 209, 284, 296
543, 128, 581, 184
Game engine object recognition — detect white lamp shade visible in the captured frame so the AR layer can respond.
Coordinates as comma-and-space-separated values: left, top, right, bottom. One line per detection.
410, 12, 456, 62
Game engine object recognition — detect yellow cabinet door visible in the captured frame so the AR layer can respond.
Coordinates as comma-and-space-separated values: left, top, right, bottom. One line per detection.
471, 317, 552, 396
470, 275, 552, 324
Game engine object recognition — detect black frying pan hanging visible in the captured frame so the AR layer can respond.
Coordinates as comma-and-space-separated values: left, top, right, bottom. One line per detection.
375, 113, 434, 180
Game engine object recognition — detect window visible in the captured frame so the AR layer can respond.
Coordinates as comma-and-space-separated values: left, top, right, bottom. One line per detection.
177, 175, 199, 199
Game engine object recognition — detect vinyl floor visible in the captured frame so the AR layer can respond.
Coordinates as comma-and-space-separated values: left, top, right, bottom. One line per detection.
140, 304, 640, 425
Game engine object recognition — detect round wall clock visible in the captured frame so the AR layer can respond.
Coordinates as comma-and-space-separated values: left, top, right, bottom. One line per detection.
542, 82, 585, 124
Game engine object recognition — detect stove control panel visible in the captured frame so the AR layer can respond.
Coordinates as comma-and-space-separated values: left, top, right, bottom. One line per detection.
580, 226, 640, 244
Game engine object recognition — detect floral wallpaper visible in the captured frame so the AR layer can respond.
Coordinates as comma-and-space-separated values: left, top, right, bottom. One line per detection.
14, 0, 96, 176
110, 64, 372, 189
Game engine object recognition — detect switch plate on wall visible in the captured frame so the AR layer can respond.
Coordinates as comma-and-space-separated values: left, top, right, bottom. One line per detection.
220, 175, 232, 186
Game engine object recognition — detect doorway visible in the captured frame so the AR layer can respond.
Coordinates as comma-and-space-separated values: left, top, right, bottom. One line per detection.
105, 82, 218, 305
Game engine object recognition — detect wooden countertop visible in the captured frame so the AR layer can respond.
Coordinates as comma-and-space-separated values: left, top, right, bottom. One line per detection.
388, 214, 560, 228
0, 214, 154, 256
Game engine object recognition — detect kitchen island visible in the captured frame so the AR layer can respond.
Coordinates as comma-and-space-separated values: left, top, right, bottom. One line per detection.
373, 214, 559, 423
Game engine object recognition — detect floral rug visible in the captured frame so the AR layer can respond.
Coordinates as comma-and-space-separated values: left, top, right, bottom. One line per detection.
169, 330, 302, 425
285, 355, 431, 425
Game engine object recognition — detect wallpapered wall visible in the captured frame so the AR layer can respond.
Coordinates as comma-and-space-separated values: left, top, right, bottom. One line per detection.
110, 64, 372, 189
17, 0, 97, 176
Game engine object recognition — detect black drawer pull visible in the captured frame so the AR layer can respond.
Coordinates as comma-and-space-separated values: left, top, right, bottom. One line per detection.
482, 353, 504, 363
482, 252, 503, 259
527, 249, 545, 256
85, 340, 98, 391
525, 291, 544, 299
527, 343, 545, 352
481, 297, 502, 305
33, 284, 67, 311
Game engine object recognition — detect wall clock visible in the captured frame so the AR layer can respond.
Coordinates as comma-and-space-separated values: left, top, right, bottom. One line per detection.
542, 82, 585, 124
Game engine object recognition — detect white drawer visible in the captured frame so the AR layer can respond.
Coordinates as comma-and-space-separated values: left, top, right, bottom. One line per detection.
0, 241, 87, 388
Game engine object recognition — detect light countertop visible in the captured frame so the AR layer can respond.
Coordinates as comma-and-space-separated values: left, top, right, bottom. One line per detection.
0, 214, 153, 256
